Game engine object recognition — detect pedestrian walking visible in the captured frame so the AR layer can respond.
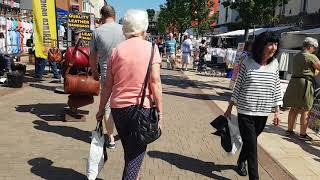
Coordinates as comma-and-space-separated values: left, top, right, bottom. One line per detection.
224, 32, 282, 180
283, 37, 320, 141
181, 33, 193, 71
96, 9, 163, 179
89, 5, 125, 149
197, 39, 208, 72
164, 32, 177, 70
157, 36, 165, 58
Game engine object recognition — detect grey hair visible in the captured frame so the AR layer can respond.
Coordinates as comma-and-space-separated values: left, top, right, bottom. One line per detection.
303, 37, 318, 48
122, 9, 149, 38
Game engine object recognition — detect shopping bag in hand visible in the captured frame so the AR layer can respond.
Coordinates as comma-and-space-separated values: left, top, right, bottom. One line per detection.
227, 117, 243, 155
87, 121, 107, 180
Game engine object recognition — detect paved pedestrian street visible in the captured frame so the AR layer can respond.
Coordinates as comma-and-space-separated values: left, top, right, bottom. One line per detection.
0, 69, 284, 180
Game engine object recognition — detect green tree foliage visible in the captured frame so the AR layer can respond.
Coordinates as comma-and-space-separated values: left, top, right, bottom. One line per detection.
146, 9, 156, 22
147, 9, 157, 34
192, 0, 217, 36
222, 0, 289, 40
156, 0, 217, 38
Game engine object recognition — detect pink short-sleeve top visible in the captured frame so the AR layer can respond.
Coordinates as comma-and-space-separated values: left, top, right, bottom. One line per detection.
108, 37, 162, 108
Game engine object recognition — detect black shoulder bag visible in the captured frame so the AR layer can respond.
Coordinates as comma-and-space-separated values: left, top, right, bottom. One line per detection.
132, 42, 161, 145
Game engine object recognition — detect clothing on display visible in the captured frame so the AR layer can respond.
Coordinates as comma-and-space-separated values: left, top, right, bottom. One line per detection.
224, 48, 237, 64
0, 33, 5, 54
2, 17, 34, 55
58, 24, 66, 38
278, 51, 289, 71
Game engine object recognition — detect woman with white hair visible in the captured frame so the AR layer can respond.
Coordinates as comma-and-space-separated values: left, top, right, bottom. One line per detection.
96, 9, 163, 179
283, 37, 320, 141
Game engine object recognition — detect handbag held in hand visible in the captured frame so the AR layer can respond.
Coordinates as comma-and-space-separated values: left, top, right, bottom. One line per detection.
87, 121, 107, 180
131, 42, 161, 145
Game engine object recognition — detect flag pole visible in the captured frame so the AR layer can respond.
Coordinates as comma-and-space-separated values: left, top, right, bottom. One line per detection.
54, 0, 59, 48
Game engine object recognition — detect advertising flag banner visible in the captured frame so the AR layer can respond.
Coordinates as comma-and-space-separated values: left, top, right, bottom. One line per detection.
33, 0, 57, 59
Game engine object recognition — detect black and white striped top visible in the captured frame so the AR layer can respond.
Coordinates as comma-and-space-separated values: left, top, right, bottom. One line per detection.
231, 57, 283, 116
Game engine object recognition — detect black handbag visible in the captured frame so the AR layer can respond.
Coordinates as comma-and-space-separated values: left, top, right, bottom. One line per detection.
210, 115, 232, 152
132, 42, 161, 145
7, 70, 24, 88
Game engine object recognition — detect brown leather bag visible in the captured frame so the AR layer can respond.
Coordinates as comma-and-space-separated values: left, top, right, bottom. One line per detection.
64, 66, 100, 96
48, 47, 62, 62
48, 40, 62, 62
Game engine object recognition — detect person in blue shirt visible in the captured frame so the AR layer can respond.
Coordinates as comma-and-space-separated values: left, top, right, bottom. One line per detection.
164, 33, 177, 70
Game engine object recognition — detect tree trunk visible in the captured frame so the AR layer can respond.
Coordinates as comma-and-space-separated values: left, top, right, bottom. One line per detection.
244, 27, 249, 41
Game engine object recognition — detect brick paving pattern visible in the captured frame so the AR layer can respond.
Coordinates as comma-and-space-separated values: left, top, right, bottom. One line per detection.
0, 69, 275, 179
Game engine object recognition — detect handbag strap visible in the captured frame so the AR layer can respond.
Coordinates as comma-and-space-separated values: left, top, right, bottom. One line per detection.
139, 42, 155, 108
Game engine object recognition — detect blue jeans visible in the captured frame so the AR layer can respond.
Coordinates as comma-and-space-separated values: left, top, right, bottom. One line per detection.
35, 58, 60, 78
35, 57, 47, 78
49, 61, 60, 78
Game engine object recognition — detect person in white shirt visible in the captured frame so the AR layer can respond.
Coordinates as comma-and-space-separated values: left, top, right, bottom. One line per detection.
181, 33, 193, 71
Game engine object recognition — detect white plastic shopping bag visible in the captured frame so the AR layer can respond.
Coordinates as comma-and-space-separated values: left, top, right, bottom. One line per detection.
228, 117, 243, 155
87, 121, 107, 180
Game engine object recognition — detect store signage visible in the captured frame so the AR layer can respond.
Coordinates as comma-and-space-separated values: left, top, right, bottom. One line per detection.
81, 31, 92, 41
68, 12, 91, 30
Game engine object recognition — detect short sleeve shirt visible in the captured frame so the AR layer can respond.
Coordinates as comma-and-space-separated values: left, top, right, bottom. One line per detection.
90, 22, 125, 77
108, 37, 162, 108
292, 52, 319, 77
182, 39, 193, 53
165, 39, 176, 54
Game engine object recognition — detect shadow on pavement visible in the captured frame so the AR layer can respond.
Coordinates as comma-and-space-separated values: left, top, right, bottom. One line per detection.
264, 125, 320, 159
33, 120, 91, 144
161, 74, 231, 91
24, 76, 44, 83
163, 91, 230, 101
15, 103, 89, 121
147, 151, 234, 179
28, 157, 103, 180
30, 83, 57, 92
282, 136, 320, 159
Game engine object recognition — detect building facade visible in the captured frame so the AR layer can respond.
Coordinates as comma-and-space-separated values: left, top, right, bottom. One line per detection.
81, 0, 105, 17
275, 0, 320, 16
56, 0, 83, 11
217, 0, 239, 26
275, 0, 320, 28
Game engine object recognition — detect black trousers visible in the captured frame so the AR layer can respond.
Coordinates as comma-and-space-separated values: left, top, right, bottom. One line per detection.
111, 106, 148, 180
237, 113, 267, 180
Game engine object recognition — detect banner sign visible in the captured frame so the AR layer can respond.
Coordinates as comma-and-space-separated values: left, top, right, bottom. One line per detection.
68, 12, 91, 30
33, 0, 57, 59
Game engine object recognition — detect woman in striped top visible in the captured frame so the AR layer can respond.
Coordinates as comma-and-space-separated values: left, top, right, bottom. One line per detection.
224, 32, 282, 180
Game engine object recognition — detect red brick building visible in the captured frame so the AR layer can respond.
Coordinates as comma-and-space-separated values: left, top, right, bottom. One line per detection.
56, 0, 83, 11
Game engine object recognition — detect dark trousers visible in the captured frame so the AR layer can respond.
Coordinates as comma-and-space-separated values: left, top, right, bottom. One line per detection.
35, 57, 47, 78
237, 113, 267, 180
111, 106, 148, 180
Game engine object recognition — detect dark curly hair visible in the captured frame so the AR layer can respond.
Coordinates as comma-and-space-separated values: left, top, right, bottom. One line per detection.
251, 31, 280, 65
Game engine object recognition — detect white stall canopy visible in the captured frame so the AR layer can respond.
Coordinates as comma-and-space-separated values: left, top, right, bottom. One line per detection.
215, 26, 291, 37
281, 28, 320, 49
